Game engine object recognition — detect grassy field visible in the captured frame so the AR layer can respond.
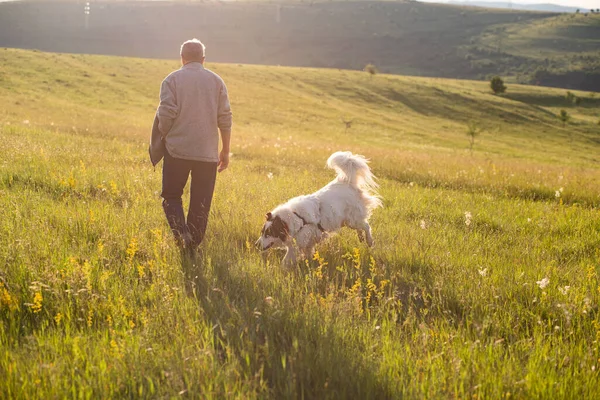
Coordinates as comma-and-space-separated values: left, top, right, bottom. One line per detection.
1, 48, 600, 398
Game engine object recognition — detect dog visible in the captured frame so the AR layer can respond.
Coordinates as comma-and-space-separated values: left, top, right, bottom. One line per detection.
256, 151, 382, 266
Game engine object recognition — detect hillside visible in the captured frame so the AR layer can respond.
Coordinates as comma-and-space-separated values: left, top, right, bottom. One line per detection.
0, 0, 598, 90
1, 48, 599, 170
466, 11, 600, 89
1, 49, 600, 398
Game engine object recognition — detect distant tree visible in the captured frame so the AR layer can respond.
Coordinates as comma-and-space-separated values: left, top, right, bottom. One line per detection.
466, 122, 483, 155
490, 76, 506, 94
558, 109, 571, 127
566, 91, 582, 105
576, 9, 580, 13
341, 118, 354, 133
364, 63, 377, 78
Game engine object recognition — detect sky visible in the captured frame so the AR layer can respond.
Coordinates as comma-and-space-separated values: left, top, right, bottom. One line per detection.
422, 0, 600, 9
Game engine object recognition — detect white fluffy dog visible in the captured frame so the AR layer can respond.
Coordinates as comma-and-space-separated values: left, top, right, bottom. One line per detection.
257, 151, 382, 266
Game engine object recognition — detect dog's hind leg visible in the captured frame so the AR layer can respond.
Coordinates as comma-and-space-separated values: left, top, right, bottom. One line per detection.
363, 222, 374, 247
357, 230, 366, 243
349, 220, 374, 247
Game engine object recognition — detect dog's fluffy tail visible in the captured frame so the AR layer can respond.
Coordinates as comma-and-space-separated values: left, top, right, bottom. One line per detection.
327, 151, 383, 211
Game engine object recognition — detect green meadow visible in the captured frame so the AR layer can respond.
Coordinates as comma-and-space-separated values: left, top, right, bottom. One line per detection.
1, 48, 600, 398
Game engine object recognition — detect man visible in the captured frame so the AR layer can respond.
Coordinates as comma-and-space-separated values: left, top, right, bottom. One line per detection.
154, 38, 232, 252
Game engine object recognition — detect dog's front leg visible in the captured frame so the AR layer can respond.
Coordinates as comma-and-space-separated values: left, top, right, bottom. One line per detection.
282, 244, 298, 268
301, 246, 315, 260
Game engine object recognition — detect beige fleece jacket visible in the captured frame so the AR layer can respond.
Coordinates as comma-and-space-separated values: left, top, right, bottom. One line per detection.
157, 62, 232, 162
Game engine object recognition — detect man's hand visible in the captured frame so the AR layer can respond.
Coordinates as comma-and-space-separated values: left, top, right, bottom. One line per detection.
218, 150, 230, 173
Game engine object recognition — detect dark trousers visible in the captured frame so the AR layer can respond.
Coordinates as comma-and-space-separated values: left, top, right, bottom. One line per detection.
162, 149, 218, 249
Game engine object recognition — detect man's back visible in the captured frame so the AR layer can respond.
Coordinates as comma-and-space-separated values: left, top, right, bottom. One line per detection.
158, 62, 232, 163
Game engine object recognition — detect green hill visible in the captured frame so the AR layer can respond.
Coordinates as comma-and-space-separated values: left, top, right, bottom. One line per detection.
1, 0, 599, 90
466, 11, 600, 89
1, 49, 600, 398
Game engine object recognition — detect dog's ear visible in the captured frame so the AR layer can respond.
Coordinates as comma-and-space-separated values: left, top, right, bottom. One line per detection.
271, 215, 290, 241
266, 212, 273, 221
274, 216, 289, 235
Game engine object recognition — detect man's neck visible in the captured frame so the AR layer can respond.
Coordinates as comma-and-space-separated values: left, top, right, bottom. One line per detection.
183, 61, 204, 66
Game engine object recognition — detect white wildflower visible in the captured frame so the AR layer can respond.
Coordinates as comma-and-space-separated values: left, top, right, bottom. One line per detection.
267, 172, 274, 180
420, 220, 427, 230
558, 286, 570, 296
464, 211, 472, 226
583, 297, 591, 314
536, 277, 550, 290
555, 191, 561, 198
478, 268, 488, 277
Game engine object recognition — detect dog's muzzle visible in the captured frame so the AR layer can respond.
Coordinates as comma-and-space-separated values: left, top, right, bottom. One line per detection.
255, 238, 274, 252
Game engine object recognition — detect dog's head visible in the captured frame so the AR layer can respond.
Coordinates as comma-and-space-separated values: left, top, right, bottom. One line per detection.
256, 212, 289, 251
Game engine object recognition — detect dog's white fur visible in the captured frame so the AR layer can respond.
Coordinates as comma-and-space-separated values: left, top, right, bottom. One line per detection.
257, 151, 382, 266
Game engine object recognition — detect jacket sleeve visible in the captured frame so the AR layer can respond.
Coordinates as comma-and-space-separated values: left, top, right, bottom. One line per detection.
157, 77, 178, 135
217, 81, 232, 134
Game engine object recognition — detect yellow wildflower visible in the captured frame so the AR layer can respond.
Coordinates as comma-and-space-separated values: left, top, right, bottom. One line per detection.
0, 282, 19, 312
30, 291, 43, 313
87, 309, 94, 328
126, 237, 138, 262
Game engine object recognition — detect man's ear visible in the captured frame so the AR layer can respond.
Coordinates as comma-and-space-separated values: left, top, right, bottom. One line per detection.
266, 212, 273, 221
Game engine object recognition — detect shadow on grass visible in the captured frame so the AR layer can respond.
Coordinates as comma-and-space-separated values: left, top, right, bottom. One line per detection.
503, 92, 600, 109
353, 85, 547, 124
180, 251, 395, 399
375, 166, 600, 209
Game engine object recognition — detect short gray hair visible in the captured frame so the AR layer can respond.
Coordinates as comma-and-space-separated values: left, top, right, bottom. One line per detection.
180, 39, 206, 62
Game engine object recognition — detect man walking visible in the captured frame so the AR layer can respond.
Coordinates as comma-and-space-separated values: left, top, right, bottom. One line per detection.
153, 38, 232, 252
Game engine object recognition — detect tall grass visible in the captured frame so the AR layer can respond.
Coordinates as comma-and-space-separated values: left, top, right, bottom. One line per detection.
1, 49, 599, 398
